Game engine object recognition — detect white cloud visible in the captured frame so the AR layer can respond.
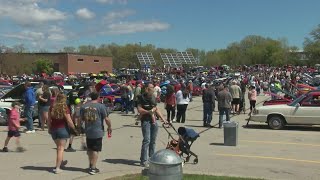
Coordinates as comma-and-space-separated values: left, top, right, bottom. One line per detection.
103, 9, 135, 23
96, 0, 128, 4
3, 28, 67, 43
76, 8, 95, 20
106, 21, 170, 34
0, 0, 67, 26
48, 33, 66, 41
3, 31, 45, 41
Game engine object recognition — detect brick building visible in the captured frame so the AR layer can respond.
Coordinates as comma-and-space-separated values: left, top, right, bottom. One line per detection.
0, 53, 113, 75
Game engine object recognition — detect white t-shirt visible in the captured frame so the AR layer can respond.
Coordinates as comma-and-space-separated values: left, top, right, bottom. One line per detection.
153, 86, 161, 98
176, 90, 190, 105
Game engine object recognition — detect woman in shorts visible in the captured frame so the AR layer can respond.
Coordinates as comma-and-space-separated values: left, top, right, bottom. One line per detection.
48, 93, 77, 174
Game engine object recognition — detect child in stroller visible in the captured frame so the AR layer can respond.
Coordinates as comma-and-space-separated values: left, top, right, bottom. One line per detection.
163, 124, 199, 164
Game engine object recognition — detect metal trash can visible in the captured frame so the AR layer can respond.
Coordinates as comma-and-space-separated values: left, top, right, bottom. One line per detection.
148, 149, 183, 180
223, 121, 238, 146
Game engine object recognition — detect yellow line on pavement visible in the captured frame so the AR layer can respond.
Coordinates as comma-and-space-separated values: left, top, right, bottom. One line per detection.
241, 140, 320, 147
216, 153, 320, 164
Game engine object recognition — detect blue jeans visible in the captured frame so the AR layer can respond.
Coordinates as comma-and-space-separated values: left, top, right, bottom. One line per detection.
219, 107, 230, 128
121, 97, 129, 114
203, 102, 213, 125
140, 120, 158, 164
24, 106, 34, 131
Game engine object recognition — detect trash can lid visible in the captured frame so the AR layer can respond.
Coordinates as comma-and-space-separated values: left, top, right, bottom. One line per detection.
149, 149, 183, 165
223, 121, 238, 127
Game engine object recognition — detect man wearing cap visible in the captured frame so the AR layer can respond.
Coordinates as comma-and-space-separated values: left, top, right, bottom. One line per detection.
229, 80, 242, 114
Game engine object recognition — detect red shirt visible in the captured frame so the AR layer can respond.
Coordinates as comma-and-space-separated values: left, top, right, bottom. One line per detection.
50, 107, 70, 129
8, 109, 20, 131
165, 93, 176, 105
174, 83, 181, 92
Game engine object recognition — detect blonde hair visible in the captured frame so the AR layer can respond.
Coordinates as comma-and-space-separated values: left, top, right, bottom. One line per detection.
51, 93, 67, 119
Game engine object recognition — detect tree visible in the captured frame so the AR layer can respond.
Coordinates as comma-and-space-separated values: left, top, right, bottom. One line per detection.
304, 24, 320, 63
61, 46, 76, 53
12, 44, 28, 53
34, 58, 53, 74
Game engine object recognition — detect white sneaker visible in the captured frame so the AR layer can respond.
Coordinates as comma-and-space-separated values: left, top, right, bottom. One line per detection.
25, 130, 35, 134
53, 168, 63, 174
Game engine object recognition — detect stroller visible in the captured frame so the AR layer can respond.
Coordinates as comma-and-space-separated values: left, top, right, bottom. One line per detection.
162, 123, 199, 164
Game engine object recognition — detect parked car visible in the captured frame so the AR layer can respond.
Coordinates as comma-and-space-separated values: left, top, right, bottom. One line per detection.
249, 90, 320, 130
0, 82, 40, 125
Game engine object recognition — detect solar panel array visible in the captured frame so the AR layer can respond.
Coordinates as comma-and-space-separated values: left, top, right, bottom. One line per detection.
160, 53, 182, 67
136, 52, 156, 65
176, 52, 197, 64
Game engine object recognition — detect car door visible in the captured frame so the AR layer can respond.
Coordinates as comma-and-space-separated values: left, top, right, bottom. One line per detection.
290, 95, 320, 125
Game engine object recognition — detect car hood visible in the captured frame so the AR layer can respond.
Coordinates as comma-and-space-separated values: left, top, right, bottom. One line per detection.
257, 104, 291, 110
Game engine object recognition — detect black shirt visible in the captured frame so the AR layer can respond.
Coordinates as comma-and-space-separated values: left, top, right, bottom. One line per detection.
68, 89, 79, 105
137, 93, 157, 121
39, 92, 51, 107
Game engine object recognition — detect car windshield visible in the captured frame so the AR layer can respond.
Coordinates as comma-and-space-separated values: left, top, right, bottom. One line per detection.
288, 94, 306, 106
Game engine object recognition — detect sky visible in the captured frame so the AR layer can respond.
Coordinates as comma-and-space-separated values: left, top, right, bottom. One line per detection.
0, 0, 320, 52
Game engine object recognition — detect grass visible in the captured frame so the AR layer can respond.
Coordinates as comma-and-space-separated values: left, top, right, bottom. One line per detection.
107, 174, 263, 180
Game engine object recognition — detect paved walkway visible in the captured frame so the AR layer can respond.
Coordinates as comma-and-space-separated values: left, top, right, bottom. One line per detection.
0, 94, 320, 180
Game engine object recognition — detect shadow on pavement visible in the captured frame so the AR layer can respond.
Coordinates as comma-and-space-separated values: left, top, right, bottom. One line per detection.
209, 142, 225, 146
141, 169, 148, 176
103, 159, 140, 167
122, 125, 140, 128
21, 166, 86, 173
185, 125, 207, 128
243, 124, 320, 132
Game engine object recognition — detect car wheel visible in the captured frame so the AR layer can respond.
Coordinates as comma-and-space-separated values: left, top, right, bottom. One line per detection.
114, 102, 122, 111
268, 115, 285, 130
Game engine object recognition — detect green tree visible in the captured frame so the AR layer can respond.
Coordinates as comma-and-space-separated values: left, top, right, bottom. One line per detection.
304, 24, 320, 63
34, 58, 53, 74
61, 46, 76, 53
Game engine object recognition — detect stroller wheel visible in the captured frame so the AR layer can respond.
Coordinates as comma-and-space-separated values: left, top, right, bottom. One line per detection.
193, 158, 198, 164
186, 156, 190, 162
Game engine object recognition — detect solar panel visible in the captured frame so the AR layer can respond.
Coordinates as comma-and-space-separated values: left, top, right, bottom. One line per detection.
176, 52, 197, 65
136, 52, 156, 65
160, 53, 182, 67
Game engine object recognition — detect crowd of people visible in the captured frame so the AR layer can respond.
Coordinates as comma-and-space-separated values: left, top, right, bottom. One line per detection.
1, 64, 319, 174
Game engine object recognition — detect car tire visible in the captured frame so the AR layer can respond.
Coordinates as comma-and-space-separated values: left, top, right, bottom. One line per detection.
268, 115, 285, 130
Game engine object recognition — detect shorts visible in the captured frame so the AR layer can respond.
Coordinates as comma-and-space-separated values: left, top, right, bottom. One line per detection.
86, 138, 102, 152
39, 106, 50, 113
232, 98, 240, 105
51, 127, 70, 140
8, 130, 21, 137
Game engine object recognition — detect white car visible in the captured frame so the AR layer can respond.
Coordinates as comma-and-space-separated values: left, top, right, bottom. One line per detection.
249, 91, 320, 129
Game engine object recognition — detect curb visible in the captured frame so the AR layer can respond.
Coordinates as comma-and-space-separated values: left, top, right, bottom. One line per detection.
74, 169, 270, 180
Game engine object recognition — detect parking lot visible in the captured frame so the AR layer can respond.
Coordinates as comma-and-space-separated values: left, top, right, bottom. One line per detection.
0, 94, 319, 180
